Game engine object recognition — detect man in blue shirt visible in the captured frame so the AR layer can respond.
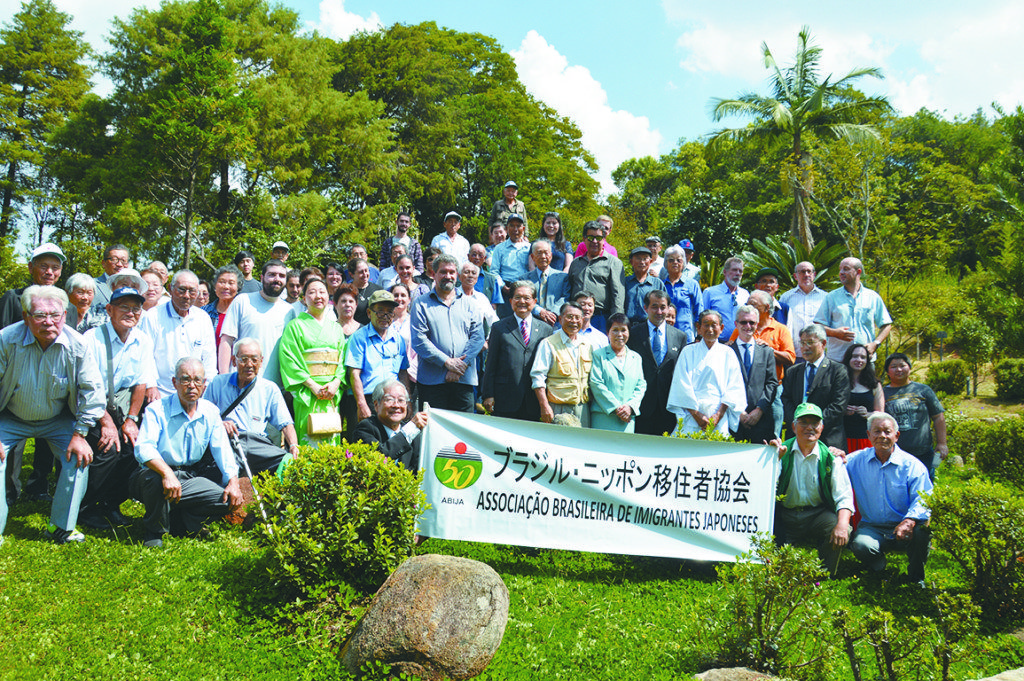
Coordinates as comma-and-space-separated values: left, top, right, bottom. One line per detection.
410, 255, 484, 412
624, 246, 666, 325
846, 412, 933, 584
702, 257, 748, 343
205, 338, 298, 477
346, 290, 410, 421
130, 357, 242, 548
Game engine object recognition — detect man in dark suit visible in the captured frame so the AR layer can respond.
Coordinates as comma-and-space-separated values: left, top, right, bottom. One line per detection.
628, 290, 686, 436
782, 323, 850, 449
482, 281, 554, 421
729, 305, 778, 444
352, 380, 427, 471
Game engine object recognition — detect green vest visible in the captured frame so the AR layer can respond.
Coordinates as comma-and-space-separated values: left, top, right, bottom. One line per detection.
776, 437, 836, 510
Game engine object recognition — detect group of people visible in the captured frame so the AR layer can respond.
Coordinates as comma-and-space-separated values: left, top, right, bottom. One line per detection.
0, 187, 946, 580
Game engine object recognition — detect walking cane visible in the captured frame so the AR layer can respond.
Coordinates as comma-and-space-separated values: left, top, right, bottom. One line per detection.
230, 434, 273, 538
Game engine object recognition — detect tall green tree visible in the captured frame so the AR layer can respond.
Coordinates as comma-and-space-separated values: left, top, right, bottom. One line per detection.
332, 22, 599, 245
51, 0, 394, 271
0, 0, 91, 239
709, 25, 891, 249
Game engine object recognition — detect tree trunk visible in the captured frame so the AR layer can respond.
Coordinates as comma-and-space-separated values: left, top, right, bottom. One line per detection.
218, 158, 229, 220
790, 151, 815, 250
0, 160, 17, 239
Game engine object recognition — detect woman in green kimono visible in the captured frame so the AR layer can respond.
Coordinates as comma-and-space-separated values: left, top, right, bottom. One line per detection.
279, 277, 349, 446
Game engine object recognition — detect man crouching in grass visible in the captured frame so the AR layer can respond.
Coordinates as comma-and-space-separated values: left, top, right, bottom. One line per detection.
129, 357, 242, 548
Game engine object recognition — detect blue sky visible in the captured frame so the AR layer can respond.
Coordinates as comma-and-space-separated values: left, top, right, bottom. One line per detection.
7, 0, 1024, 196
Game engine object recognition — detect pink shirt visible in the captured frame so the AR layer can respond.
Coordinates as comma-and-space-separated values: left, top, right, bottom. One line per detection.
573, 240, 618, 259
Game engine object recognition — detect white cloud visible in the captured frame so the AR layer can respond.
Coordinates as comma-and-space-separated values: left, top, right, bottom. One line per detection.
511, 30, 663, 197
664, 2, 1024, 123
310, 0, 381, 41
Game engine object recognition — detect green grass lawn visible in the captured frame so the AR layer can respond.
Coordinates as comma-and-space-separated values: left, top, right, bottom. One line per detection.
3, 479, 1024, 680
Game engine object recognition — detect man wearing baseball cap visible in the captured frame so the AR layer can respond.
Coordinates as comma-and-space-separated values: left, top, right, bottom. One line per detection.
429, 211, 471, 265
346, 289, 410, 422
78, 284, 155, 529
773, 402, 854, 576
271, 241, 290, 262
490, 180, 528, 229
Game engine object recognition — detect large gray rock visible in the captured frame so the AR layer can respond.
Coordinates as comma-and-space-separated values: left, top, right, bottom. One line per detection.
695, 669, 775, 681
970, 669, 1024, 681
340, 554, 509, 679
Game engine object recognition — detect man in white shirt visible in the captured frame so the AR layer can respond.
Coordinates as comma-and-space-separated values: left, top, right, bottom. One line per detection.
429, 211, 471, 265
139, 270, 216, 396
779, 261, 827, 361
531, 303, 592, 426
217, 260, 292, 384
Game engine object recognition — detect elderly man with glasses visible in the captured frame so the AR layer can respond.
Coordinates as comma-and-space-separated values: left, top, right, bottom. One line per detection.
138, 270, 217, 396
0, 285, 105, 545
130, 357, 242, 549
352, 379, 427, 471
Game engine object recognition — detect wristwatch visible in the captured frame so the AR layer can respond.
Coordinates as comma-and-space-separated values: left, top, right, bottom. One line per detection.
74, 425, 89, 438
125, 414, 139, 423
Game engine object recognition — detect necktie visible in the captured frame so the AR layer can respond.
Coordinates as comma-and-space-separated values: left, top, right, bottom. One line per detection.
805, 363, 817, 400
653, 327, 665, 365
743, 342, 752, 375
539, 272, 548, 302
521, 318, 530, 345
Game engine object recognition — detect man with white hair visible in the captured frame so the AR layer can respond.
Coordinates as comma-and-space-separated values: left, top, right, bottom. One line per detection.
0, 285, 105, 544
205, 338, 298, 476
138, 269, 217, 396
846, 412, 932, 584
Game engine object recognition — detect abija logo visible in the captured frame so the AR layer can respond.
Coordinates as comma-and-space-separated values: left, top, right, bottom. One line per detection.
434, 441, 483, 490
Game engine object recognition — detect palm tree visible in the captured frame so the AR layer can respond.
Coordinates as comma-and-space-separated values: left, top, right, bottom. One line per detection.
709, 26, 892, 249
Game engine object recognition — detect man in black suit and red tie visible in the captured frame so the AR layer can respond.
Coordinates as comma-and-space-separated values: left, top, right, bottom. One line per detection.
728, 305, 778, 444
628, 290, 686, 436
353, 380, 427, 471
781, 323, 850, 449
481, 281, 554, 421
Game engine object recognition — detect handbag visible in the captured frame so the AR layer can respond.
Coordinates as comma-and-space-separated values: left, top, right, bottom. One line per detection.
307, 398, 343, 436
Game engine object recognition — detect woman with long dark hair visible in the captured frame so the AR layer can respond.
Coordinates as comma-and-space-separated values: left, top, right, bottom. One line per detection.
842, 343, 884, 452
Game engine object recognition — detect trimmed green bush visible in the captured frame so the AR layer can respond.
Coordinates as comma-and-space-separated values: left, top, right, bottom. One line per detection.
973, 416, 1024, 489
927, 359, 970, 396
994, 358, 1024, 400
927, 478, 1024, 617
254, 442, 426, 595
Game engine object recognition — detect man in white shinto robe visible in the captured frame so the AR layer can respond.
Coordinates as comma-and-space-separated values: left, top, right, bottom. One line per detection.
667, 309, 747, 436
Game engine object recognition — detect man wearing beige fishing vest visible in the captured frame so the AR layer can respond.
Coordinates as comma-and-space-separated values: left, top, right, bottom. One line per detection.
530, 302, 593, 427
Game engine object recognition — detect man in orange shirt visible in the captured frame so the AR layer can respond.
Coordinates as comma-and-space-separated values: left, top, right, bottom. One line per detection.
731, 289, 794, 439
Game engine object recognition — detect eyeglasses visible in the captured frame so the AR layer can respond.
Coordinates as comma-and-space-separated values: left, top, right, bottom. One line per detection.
174, 286, 198, 295
737, 320, 757, 326
30, 311, 64, 322
380, 395, 409, 406
235, 356, 261, 365
105, 256, 129, 265
114, 305, 142, 315
33, 263, 61, 273
176, 377, 204, 386
584, 235, 603, 242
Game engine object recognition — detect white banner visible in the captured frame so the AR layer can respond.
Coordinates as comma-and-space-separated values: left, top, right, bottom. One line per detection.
419, 408, 779, 562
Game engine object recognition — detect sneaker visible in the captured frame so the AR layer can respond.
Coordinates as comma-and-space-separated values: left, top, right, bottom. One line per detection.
142, 532, 164, 549
45, 524, 85, 544
106, 507, 131, 527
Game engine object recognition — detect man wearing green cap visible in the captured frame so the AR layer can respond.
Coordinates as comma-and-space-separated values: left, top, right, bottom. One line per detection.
773, 402, 854, 575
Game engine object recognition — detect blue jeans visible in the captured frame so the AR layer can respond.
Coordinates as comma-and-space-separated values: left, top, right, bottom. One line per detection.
849, 521, 931, 581
0, 414, 85, 535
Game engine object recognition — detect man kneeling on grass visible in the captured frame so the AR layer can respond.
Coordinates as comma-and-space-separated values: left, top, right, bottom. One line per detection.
772, 402, 854, 577
130, 357, 242, 548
